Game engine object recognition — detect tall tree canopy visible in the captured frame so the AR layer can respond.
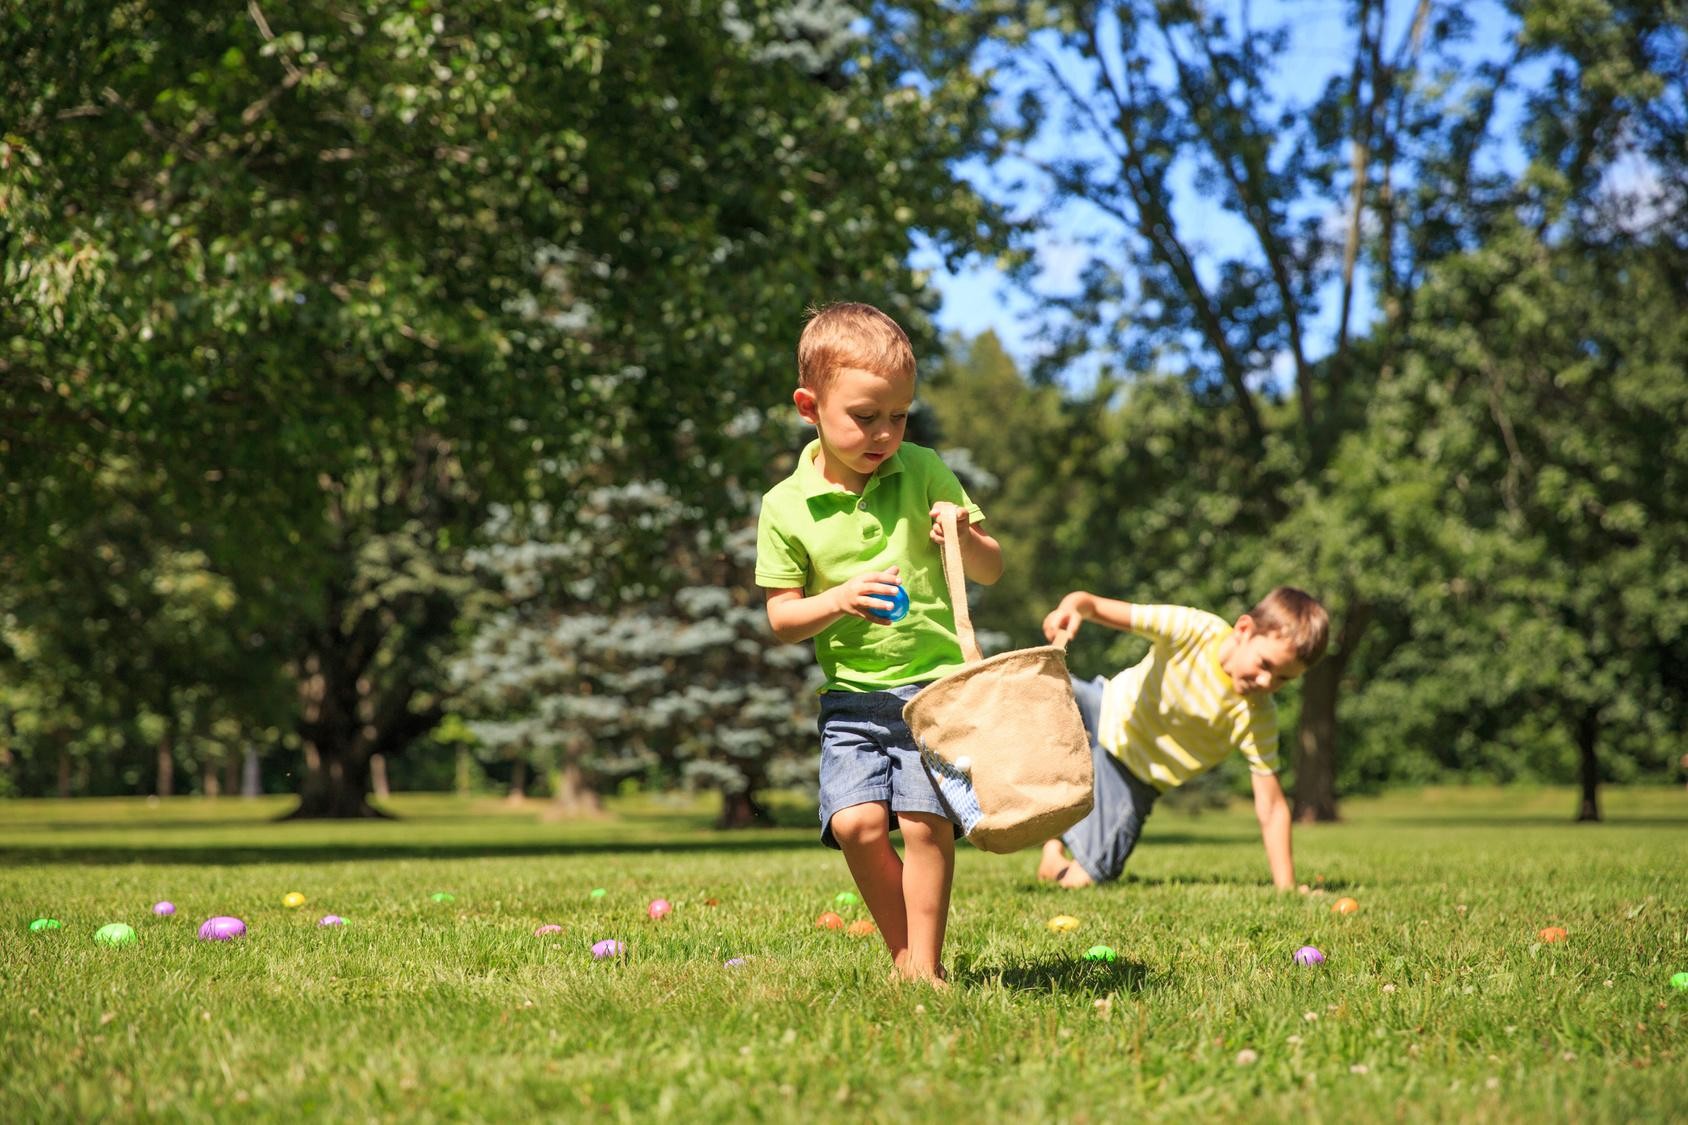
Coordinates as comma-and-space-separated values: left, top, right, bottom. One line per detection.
1, 0, 997, 813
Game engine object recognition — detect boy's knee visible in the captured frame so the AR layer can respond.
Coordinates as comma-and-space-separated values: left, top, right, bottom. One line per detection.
897, 811, 955, 846
829, 803, 889, 848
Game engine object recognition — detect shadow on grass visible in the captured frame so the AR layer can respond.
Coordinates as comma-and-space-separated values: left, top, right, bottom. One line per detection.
956, 956, 1155, 995
1367, 816, 1688, 829
1123, 871, 1344, 890
0, 834, 818, 867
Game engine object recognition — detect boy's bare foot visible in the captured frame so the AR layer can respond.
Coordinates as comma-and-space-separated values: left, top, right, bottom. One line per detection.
893, 963, 949, 988
1055, 863, 1094, 889
1036, 839, 1069, 882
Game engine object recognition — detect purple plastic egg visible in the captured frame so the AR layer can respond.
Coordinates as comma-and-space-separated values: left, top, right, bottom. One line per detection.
534, 924, 563, 936
724, 957, 747, 968
198, 916, 247, 941
318, 915, 346, 927
591, 939, 626, 959
152, 901, 175, 916
1293, 945, 1325, 966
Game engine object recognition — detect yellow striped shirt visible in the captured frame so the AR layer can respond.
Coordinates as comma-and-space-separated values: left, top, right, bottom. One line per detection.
1096, 604, 1280, 791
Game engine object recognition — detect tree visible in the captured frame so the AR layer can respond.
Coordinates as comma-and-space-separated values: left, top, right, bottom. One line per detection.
1350, 226, 1687, 819
2, 1, 997, 814
920, 0, 1682, 817
455, 486, 821, 826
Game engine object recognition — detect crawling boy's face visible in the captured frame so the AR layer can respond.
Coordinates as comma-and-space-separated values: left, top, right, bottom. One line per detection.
1221, 616, 1307, 697
794, 365, 915, 492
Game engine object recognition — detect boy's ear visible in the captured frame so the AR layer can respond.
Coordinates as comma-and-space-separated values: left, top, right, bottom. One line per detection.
1233, 613, 1257, 638
793, 386, 820, 425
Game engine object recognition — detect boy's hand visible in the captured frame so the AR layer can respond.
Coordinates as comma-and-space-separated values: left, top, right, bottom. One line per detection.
928, 502, 970, 545
831, 566, 904, 623
1042, 592, 1093, 643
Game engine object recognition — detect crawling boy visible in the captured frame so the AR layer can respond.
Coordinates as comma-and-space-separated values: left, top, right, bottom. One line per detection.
1034, 588, 1329, 889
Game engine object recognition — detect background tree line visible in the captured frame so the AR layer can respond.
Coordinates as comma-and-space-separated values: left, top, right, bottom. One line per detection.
3, 0, 1682, 822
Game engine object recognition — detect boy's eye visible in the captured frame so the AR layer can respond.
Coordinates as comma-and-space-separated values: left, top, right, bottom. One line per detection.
891, 413, 908, 422
852, 413, 875, 423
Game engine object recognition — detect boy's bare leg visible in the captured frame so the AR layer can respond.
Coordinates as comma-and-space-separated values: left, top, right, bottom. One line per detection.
830, 802, 910, 966
897, 812, 955, 984
1036, 838, 1069, 881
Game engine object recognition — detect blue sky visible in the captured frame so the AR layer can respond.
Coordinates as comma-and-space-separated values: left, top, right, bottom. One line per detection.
916, 0, 1527, 377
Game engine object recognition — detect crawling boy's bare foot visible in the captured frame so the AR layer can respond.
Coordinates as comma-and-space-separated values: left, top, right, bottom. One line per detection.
1036, 839, 1069, 882
1055, 863, 1094, 889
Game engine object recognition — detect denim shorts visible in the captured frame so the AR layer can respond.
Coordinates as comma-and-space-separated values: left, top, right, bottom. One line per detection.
1061, 674, 1162, 883
816, 684, 959, 849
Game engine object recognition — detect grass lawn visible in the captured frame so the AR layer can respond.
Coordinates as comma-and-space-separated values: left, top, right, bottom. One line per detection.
2, 786, 1684, 1122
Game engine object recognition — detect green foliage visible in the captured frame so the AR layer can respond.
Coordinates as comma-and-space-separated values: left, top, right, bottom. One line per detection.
1324, 224, 1688, 794
1, 1, 997, 807
453, 475, 820, 820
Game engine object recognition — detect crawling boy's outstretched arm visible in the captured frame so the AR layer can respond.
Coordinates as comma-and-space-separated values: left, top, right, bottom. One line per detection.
1251, 772, 1296, 890
1041, 590, 1135, 641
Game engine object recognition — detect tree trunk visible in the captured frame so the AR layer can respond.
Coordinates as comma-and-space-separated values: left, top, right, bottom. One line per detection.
57, 744, 72, 799
283, 611, 440, 818
1291, 603, 1373, 823
454, 745, 472, 797
241, 746, 261, 797
505, 758, 528, 803
286, 740, 391, 819
1575, 706, 1601, 823
1292, 657, 1341, 822
222, 754, 240, 798
155, 725, 174, 799
717, 789, 772, 829
0, 709, 14, 793
204, 768, 221, 798
545, 760, 604, 818
370, 753, 391, 800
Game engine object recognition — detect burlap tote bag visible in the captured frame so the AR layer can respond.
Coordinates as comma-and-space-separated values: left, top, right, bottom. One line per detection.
902, 508, 1093, 853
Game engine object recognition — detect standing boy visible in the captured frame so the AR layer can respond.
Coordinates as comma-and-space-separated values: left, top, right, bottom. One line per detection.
756, 302, 1003, 984
1033, 588, 1329, 890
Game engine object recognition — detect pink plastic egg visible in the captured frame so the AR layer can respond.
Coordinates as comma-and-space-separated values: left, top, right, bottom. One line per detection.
198, 916, 247, 941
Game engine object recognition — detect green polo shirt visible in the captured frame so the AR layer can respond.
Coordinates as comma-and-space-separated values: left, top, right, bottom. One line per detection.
755, 440, 985, 693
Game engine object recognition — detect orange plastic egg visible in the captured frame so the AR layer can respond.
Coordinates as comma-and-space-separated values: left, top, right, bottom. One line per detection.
815, 912, 845, 930
1332, 897, 1359, 915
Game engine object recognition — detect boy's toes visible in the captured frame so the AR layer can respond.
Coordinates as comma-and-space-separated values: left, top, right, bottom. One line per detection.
1056, 864, 1095, 889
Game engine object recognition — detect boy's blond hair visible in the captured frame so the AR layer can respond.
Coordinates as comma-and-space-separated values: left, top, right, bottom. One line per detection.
797, 302, 916, 392
1248, 587, 1330, 666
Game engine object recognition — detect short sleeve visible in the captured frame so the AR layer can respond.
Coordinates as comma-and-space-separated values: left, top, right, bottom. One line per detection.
1235, 699, 1280, 775
924, 451, 986, 525
754, 501, 808, 589
1128, 604, 1207, 647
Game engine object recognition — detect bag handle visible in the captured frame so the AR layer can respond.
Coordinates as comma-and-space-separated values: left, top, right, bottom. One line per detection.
936, 505, 1074, 660
936, 505, 984, 663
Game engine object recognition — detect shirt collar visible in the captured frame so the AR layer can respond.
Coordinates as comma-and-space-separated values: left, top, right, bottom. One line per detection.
795, 438, 905, 500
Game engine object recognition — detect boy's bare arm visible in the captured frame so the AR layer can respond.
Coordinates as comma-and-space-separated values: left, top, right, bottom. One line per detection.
764, 568, 903, 644
928, 502, 1004, 585
1250, 772, 1296, 890
1042, 591, 1135, 641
